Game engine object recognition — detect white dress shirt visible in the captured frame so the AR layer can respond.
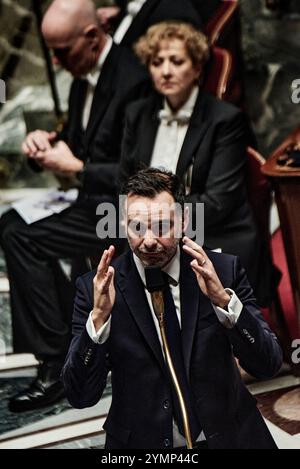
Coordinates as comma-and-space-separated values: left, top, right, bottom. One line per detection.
86, 248, 243, 447
150, 86, 199, 193
114, 0, 147, 44
81, 35, 113, 130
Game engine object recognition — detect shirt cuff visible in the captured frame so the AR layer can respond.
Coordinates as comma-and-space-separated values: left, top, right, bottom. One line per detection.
86, 311, 111, 344
212, 288, 243, 329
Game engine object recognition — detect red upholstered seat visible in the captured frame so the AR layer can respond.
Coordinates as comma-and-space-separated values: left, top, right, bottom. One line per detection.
271, 229, 299, 340
203, 46, 232, 100
204, 0, 239, 47
204, 0, 244, 107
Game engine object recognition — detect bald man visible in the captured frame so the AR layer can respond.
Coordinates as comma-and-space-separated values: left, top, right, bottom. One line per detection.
0, 0, 149, 412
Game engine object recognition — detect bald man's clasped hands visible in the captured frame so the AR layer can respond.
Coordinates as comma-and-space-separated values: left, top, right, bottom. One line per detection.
23, 135, 84, 175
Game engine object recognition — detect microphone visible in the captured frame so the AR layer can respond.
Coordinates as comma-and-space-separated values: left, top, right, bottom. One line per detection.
144, 266, 165, 293
144, 266, 193, 449
144, 266, 165, 327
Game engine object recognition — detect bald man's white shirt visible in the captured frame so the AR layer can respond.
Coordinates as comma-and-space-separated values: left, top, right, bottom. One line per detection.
82, 35, 113, 129
114, 0, 147, 44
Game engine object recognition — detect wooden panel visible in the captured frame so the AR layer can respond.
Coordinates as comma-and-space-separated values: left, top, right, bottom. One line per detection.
262, 127, 300, 327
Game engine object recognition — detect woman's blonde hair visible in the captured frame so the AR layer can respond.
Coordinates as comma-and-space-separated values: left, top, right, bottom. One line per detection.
134, 21, 209, 68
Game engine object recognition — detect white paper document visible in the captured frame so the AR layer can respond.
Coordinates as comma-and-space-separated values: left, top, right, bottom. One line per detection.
12, 188, 79, 224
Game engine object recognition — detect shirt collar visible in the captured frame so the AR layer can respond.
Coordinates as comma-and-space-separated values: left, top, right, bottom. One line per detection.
164, 85, 199, 117
84, 35, 113, 87
133, 246, 180, 288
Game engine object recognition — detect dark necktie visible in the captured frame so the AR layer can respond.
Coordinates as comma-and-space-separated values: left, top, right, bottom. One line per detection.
162, 274, 201, 443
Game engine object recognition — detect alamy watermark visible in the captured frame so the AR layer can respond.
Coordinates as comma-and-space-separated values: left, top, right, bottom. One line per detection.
0, 79, 6, 104
95, 196, 205, 246
291, 338, 300, 364
291, 79, 300, 104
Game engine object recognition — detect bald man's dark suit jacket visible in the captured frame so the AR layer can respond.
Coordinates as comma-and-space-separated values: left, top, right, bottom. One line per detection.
62, 248, 282, 449
115, 0, 203, 47
62, 43, 149, 201
118, 91, 274, 307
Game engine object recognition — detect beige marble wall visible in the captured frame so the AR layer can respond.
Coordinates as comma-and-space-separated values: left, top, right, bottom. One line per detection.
240, 0, 300, 155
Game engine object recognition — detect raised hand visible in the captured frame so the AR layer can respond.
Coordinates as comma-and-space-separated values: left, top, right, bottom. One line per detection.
92, 245, 116, 330
182, 237, 230, 308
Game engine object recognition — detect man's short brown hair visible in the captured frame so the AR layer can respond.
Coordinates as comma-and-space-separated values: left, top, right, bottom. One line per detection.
121, 168, 185, 207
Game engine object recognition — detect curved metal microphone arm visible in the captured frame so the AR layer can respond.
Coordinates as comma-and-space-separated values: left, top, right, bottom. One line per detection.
151, 291, 193, 450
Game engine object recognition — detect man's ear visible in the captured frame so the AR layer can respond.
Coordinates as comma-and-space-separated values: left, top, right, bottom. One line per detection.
83, 24, 99, 46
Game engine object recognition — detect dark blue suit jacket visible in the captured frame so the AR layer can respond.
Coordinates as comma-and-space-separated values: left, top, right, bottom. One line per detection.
62, 249, 282, 449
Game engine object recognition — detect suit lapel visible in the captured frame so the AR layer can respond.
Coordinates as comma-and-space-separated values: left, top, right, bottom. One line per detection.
85, 44, 120, 144
122, 0, 160, 45
176, 92, 210, 180
179, 250, 200, 375
117, 252, 167, 374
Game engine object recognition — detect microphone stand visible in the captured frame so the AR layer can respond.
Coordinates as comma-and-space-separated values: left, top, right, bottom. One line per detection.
145, 268, 193, 449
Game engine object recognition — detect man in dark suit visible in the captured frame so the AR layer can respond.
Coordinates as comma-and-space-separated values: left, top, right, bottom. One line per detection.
98, 0, 203, 47
62, 168, 282, 449
0, 0, 148, 412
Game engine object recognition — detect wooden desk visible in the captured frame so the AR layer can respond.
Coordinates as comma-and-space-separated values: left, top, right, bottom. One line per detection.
262, 126, 300, 326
